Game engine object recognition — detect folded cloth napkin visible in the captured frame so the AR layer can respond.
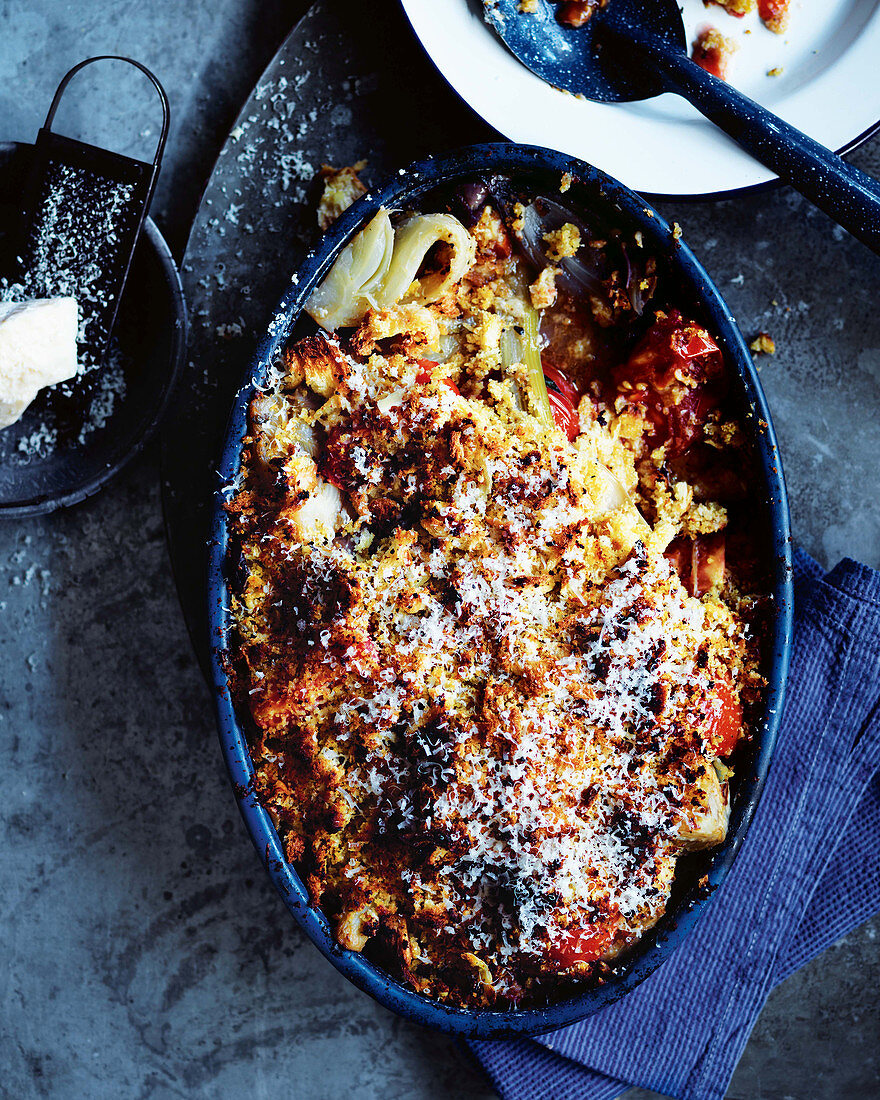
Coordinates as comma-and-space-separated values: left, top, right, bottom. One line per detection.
468, 549, 880, 1100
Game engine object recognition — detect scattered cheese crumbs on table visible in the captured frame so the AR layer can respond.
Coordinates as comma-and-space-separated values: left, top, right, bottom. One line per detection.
318, 161, 368, 231
750, 332, 776, 355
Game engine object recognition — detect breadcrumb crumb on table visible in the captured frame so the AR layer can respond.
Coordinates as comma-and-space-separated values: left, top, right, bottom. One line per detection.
317, 162, 368, 231
750, 332, 776, 355
559, 172, 573, 194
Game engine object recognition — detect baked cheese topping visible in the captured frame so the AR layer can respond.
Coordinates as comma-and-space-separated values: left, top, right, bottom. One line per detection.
228, 197, 764, 1007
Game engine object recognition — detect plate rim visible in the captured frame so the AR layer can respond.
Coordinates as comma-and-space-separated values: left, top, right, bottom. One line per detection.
398, 0, 880, 201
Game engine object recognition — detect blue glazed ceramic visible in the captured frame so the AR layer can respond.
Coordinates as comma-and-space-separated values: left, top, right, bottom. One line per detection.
208, 143, 793, 1038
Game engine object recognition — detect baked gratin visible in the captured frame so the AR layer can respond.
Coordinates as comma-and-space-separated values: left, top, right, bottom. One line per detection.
226, 181, 768, 1008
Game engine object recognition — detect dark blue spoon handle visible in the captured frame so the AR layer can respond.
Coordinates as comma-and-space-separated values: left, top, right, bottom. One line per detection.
609, 23, 880, 254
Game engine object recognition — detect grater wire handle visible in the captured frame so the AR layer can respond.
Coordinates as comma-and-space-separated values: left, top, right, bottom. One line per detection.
43, 55, 170, 170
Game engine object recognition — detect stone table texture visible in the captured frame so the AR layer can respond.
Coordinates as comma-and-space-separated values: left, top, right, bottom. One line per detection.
0, 2, 878, 1098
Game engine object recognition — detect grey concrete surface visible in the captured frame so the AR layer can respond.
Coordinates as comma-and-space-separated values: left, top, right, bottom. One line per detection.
0, 2, 878, 1098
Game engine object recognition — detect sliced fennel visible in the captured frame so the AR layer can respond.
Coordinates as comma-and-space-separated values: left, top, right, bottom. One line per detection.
306, 210, 475, 332
306, 209, 395, 330
500, 305, 553, 430
376, 214, 476, 309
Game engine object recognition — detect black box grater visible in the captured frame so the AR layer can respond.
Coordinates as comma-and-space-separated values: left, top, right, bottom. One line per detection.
9, 56, 169, 417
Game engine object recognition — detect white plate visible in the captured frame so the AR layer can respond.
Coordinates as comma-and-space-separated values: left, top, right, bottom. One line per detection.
400, 0, 880, 197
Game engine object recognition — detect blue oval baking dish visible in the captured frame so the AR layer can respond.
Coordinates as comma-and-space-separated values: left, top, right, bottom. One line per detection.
208, 143, 793, 1038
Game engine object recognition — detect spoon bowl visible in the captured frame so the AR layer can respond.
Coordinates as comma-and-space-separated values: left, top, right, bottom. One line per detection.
483, 0, 683, 102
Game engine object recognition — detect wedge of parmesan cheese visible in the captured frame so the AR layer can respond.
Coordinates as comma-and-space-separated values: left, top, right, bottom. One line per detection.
0, 297, 79, 429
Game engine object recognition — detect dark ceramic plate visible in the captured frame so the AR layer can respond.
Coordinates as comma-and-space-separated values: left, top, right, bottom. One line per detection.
208, 143, 793, 1038
0, 141, 186, 517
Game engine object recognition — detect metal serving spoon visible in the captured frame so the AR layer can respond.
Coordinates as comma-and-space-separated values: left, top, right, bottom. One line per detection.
483, 0, 880, 254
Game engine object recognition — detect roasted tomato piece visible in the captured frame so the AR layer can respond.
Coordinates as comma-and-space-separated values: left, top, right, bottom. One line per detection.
548, 390, 580, 441
758, 0, 790, 33
665, 532, 726, 596
555, 0, 607, 27
692, 28, 735, 81
551, 924, 615, 966
415, 358, 460, 393
693, 531, 726, 595
543, 362, 581, 440
543, 361, 581, 406
704, 680, 743, 757
612, 310, 725, 456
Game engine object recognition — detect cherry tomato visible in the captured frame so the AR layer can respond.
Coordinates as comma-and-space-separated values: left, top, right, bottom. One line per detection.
551, 924, 614, 966
705, 681, 743, 757
684, 332, 720, 359
542, 362, 581, 406
415, 359, 459, 394
612, 312, 725, 456
548, 390, 581, 441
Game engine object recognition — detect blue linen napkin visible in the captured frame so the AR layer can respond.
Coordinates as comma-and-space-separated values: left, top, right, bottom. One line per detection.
468, 549, 880, 1100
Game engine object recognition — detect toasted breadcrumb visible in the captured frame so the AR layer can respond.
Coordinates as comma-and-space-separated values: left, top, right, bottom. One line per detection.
760, 0, 790, 33
318, 162, 368, 231
529, 266, 559, 310
681, 501, 729, 539
704, 0, 755, 16
749, 332, 776, 355
691, 27, 737, 80
543, 223, 581, 261
559, 172, 573, 193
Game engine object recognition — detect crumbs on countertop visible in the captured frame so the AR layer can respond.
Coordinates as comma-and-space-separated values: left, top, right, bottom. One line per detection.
750, 332, 776, 355
318, 161, 368, 231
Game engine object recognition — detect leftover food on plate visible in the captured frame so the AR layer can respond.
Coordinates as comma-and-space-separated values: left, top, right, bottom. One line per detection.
512, 0, 792, 81
547, 0, 608, 28
225, 179, 769, 1008
0, 297, 78, 428
707, 0, 791, 34
692, 26, 738, 79
694, 0, 792, 78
